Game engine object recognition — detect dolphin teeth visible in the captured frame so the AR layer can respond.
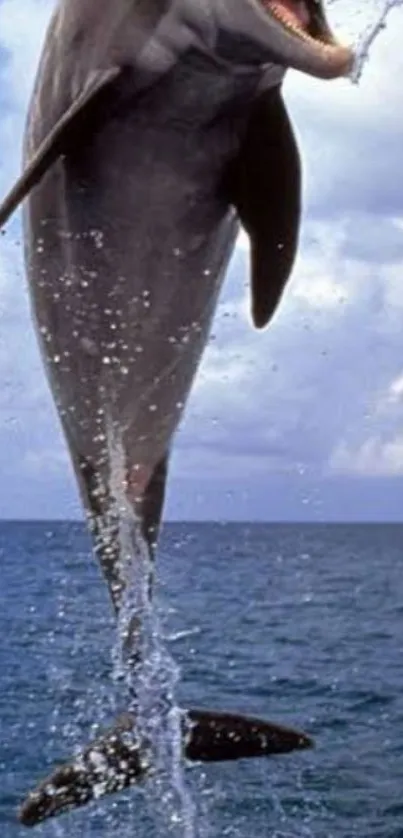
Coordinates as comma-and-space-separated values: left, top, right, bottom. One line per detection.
261, 0, 328, 48
265, 0, 310, 34
263, 1, 318, 45
261, 0, 353, 70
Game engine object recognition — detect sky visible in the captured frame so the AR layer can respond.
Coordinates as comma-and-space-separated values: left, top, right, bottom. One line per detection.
0, 0, 403, 521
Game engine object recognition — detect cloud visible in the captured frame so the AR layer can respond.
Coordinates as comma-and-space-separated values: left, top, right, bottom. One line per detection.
175, 213, 403, 486
331, 435, 403, 477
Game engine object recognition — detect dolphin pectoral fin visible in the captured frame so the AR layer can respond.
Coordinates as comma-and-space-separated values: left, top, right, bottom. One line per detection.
228, 87, 302, 329
0, 66, 123, 228
18, 709, 312, 826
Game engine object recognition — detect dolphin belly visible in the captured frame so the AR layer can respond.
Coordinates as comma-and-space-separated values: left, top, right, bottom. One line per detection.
25, 114, 237, 477
24, 59, 246, 608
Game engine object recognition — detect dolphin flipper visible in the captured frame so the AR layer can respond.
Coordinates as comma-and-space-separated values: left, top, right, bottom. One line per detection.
228, 87, 301, 329
19, 709, 313, 826
0, 67, 124, 228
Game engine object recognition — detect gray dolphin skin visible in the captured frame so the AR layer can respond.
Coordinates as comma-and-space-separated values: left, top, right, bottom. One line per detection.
0, 0, 354, 827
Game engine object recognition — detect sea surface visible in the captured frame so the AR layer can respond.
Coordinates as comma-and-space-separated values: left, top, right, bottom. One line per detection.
1, 521, 403, 838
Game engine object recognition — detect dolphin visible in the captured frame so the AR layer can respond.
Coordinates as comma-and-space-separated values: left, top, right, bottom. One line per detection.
0, 0, 353, 826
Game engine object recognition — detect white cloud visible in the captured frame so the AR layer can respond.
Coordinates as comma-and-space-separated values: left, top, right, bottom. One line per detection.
178, 208, 403, 481
381, 262, 403, 312
330, 434, 403, 476
388, 373, 403, 402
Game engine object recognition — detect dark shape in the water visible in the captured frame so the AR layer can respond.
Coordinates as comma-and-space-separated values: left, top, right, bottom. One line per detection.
19, 709, 313, 827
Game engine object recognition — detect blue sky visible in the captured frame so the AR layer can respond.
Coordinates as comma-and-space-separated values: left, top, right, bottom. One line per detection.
0, 0, 403, 521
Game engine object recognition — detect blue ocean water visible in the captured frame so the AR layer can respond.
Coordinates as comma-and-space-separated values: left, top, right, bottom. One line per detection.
1, 521, 403, 838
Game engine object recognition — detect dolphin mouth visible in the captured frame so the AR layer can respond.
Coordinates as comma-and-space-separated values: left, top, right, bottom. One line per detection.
257, 0, 354, 78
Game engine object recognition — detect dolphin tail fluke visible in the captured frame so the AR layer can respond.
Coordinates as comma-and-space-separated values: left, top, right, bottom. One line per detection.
18, 708, 313, 827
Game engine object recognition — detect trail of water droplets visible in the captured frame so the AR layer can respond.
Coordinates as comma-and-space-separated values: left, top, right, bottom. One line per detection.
327, 0, 403, 83
107, 423, 199, 838
352, 0, 403, 82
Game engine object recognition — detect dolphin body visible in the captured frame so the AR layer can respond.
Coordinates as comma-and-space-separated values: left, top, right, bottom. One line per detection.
0, 0, 353, 826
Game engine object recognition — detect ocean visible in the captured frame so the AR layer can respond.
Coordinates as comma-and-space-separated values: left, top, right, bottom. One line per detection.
1, 521, 402, 838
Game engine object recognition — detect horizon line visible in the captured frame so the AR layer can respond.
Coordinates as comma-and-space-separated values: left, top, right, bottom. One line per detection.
0, 518, 402, 526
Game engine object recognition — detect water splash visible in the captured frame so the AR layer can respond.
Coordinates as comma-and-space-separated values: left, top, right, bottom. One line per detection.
326, 0, 403, 83
106, 421, 198, 838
